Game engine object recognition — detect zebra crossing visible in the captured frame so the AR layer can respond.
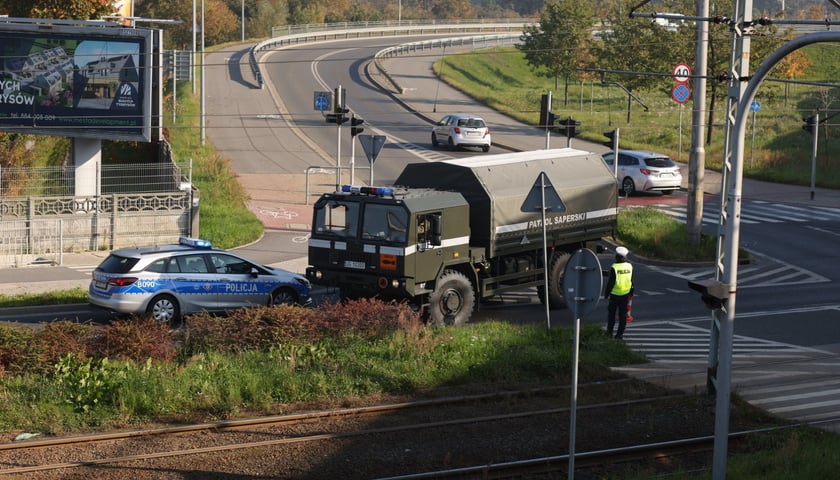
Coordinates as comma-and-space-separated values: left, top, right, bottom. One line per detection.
646, 250, 830, 289
616, 316, 840, 432
653, 199, 840, 225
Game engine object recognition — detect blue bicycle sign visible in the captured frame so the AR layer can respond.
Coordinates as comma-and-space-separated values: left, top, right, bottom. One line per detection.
313, 91, 331, 111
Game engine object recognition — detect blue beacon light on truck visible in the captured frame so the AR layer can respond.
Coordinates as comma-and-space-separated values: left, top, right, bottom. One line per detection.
341, 185, 394, 196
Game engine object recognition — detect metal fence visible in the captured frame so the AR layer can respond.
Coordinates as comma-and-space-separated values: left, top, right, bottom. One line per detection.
0, 161, 195, 267
0, 162, 187, 198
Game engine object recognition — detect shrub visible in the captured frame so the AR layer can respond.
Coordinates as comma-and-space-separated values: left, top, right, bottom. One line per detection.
87, 317, 177, 363
180, 305, 323, 355
0, 325, 42, 376
35, 321, 93, 367
317, 298, 421, 340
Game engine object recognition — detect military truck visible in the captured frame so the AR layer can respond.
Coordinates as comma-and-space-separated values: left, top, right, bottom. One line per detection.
305, 148, 618, 325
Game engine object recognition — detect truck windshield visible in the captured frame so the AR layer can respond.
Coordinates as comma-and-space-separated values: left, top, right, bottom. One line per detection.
361, 203, 408, 243
313, 200, 360, 238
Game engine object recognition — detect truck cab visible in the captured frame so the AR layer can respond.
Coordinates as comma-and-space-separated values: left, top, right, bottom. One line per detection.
306, 185, 471, 303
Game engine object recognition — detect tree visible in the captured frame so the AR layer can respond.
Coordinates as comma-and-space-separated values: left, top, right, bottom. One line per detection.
0, 0, 116, 20
702, 0, 789, 145
135, 0, 238, 49
517, 0, 594, 105
249, 0, 290, 38
597, 0, 687, 95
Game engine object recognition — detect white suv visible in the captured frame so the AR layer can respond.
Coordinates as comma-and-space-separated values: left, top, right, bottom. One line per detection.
601, 150, 683, 196
431, 114, 491, 152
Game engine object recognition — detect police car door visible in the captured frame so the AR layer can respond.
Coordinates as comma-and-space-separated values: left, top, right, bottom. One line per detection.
173, 253, 223, 312
208, 253, 268, 309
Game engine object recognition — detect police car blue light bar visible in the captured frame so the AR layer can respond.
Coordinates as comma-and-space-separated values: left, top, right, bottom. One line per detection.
179, 237, 212, 248
341, 185, 394, 196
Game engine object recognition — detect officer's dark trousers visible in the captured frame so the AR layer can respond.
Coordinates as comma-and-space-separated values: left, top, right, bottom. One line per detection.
606, 293, 630, 338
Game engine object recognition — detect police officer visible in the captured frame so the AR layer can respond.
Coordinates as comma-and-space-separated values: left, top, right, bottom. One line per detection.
604, 246, 633, 339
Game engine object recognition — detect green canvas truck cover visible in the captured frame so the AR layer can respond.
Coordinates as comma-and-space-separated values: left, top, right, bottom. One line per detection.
394, 148, 618, 257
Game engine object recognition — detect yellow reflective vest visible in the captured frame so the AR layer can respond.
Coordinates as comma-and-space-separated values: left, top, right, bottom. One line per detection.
610, 262, 633, 296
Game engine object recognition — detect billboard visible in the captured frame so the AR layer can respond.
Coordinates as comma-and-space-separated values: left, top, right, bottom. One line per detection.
0, 19, 157, 142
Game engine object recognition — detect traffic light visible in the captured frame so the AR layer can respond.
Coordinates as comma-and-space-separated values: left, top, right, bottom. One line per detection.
688, 279, 729, 310
539, 93, 552, 130
326, 108, 349, 124
547, 112, 557, 129
603, 129, 617, 146
350, 116, 364, 136
333, 87, 346, 114
802, 115, 816, 134
561, 116, 581, 138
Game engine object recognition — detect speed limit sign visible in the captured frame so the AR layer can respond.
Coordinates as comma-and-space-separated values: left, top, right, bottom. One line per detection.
673, 63, 691, 83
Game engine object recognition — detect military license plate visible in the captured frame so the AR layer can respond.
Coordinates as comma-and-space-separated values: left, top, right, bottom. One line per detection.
343, 260, 365, 269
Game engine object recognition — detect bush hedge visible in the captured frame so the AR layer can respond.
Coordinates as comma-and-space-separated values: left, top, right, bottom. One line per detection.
0, 299, 421, 377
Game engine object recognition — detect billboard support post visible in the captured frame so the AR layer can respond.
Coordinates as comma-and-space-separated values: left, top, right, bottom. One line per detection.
72, 138, 102, 197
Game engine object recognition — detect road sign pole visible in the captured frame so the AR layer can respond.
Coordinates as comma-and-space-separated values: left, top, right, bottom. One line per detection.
561, 248, 603, 480
351, 134, 356, 185
568, 312, 580, 479
540, 172, 549, 329
335, 85, 342, 190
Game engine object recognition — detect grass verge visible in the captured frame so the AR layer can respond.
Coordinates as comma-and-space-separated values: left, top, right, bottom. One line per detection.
436, 46, 840, 189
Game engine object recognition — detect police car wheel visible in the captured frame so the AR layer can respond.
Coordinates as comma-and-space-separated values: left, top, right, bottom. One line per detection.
271, 288, 298, 306
147, 294, 180, 324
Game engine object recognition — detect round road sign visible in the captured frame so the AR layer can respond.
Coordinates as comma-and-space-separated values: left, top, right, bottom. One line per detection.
673, 63, 691, 83
672, 83, 691, 104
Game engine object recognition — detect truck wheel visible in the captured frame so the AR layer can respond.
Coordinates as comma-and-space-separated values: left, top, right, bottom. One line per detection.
537, 253, 570, 310
428, 270, 475, 326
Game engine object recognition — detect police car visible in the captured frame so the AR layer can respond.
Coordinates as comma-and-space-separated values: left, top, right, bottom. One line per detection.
88, 237, 312, 324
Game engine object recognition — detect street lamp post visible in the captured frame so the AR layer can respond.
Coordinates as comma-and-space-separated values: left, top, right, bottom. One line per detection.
200, 0, 205, 145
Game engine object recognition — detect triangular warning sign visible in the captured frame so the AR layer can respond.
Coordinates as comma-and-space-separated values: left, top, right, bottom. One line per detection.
521, 172, 566, 213
359, 135, 386, 164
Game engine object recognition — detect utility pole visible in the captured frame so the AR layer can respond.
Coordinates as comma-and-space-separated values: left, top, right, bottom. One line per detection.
686, 0, 709, 245
708, 0, 754, 477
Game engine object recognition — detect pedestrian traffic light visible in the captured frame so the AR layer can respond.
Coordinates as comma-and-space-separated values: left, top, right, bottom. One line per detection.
802, 115, 816, 134
688, 279, 729, 310
350, 116, 364, 136
547, 112, 557, 128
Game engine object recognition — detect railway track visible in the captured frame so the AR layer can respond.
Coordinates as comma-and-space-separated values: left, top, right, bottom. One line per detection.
2, 361, 835, 479
0, 384, 700, 479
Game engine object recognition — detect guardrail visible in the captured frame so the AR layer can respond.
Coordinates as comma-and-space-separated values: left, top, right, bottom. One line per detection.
372, 33, 520, 94
249, 20, 529, 88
